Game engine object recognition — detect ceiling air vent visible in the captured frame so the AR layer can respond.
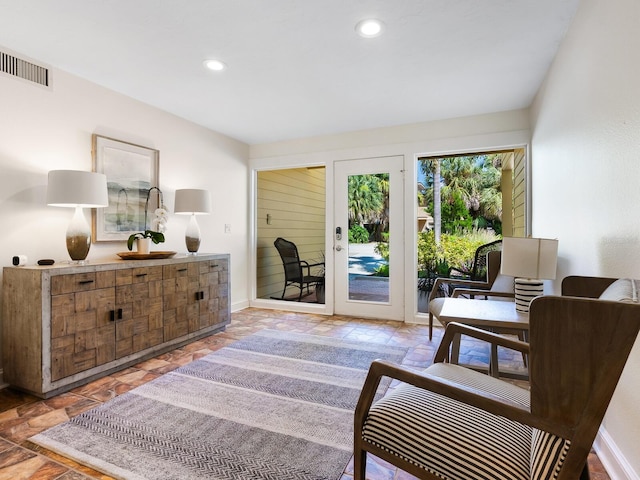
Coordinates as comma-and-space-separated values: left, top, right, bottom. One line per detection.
0, 50, 50, 87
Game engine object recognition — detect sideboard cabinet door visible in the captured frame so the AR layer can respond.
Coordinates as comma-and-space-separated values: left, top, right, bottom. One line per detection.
197, 258, 230, 331
50, 271, 116, 381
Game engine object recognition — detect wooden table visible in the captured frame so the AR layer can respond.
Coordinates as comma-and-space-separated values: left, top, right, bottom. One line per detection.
434, 298, 529, 377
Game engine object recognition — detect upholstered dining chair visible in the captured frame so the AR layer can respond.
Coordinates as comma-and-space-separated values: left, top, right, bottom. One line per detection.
273, 237, 324, 301
355, 277, 640, 480
428, 250, 514, 339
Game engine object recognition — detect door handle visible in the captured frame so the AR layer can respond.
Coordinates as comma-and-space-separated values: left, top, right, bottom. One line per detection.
335, 245, 343, 251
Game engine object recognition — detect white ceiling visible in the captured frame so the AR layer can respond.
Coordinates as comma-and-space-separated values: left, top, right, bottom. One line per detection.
0, 1, 579, 145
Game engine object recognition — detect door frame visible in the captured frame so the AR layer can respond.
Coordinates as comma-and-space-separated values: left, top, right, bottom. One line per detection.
333, 156, 404, 320
249, 163, 332, 315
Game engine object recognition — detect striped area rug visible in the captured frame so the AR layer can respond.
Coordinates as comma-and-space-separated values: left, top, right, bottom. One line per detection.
31, 329, 408, 480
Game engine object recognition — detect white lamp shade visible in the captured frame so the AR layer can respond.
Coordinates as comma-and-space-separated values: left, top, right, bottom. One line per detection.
174, 189, 211, 215
501, 237, 559, 280
47, 170, 109, 208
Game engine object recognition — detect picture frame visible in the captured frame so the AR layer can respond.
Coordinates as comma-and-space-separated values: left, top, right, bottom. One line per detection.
92, 134, 160, 242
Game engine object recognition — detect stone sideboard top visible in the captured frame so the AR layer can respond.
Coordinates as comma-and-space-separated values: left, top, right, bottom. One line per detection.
4, 253, 229, 275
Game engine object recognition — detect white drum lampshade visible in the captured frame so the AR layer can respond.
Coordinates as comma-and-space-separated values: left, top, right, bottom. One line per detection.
174, 189, 211, 254
47, 170, 109, 262
500, 237, 559, 313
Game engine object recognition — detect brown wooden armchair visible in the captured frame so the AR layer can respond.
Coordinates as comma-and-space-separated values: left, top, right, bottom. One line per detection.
355, 276, 640, 480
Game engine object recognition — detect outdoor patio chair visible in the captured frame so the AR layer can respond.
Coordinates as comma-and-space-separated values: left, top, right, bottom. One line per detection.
355, 277, 640, 479
273, 237, 324, 301
428, 250, 514, 339
418, 240, 503, 295
450, 238, 503, 281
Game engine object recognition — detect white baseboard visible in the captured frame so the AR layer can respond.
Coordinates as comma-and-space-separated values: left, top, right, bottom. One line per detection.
594, 427, 639, 480
231, 300, 250, 312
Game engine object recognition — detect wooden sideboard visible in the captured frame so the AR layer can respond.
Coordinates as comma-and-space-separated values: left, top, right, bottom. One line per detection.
2, 253, 230, 398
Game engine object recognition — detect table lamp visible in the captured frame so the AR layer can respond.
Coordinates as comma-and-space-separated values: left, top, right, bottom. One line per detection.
174, 188, 211, 254
500, 236, 558, 313
47, 170, 109, 263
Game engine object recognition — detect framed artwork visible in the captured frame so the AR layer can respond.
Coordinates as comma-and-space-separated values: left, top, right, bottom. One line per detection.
92, 134, 160, 242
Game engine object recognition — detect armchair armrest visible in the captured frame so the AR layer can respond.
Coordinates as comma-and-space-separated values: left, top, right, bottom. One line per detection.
299, 260, 324, 276
428, 277, 491, 302
433, 322, 529, 363
451, 288, 515, 299
355, 358, 570, 438
448, 266, 471, 278
299, 260, 311, 276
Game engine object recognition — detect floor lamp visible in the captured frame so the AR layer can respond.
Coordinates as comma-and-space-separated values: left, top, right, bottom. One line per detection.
500, 237, 559, 313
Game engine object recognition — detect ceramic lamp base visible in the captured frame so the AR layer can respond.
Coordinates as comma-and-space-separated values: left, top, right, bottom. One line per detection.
66, 206, 91, 263
514, 278, 544, 313
185, 214, 201, 254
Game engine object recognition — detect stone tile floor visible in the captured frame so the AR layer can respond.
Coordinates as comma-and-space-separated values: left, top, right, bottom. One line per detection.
0, 308, 610, 479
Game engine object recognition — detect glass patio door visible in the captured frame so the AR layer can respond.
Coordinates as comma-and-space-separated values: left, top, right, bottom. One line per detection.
333, 156, 404, 320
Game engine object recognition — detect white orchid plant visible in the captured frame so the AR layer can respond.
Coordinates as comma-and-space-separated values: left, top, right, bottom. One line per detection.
127, 188, 168, 251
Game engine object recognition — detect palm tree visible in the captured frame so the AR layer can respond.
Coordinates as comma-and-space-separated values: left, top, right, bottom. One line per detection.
371, 174, 389, 241
419, 158, 443, 243
432, 160, 441, 244
477, 155, 502, 223
418, 154, 502, 236
348, 174, 384, 227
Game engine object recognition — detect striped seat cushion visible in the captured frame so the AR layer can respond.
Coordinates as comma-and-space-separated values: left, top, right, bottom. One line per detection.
531, 429, 571, 479
361, 363, 569, 480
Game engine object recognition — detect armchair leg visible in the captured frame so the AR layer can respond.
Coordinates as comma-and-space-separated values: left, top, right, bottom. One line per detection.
353, 447, 367, 480
429, 313, 433, 340
517, 331, 528, 367
580, 462, 590, 480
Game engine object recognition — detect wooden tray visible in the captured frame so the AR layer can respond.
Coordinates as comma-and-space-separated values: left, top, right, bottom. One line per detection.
117, 251, 177, 260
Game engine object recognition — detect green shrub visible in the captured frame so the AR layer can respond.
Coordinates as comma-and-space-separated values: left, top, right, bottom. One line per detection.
441, 192, 473, 233
374, 263, 389, 277
374, 241, 389, 261
417, 229, 501, 275
349, 224, 370, 243
372, 241, 390, 277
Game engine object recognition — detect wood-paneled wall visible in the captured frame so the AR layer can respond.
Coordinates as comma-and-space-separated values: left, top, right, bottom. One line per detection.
512, 148, 527, 237
256, 168, 326, 299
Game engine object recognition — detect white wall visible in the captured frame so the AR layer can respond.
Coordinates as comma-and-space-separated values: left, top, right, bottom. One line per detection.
0, 60, 250, 328
530, 0, 640, 477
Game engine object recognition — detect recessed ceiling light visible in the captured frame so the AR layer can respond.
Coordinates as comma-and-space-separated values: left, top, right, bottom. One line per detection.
203, 59, 227, 71
355, 19, 385, 38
